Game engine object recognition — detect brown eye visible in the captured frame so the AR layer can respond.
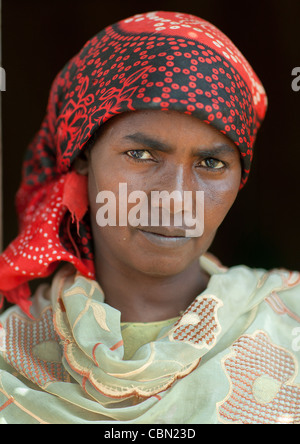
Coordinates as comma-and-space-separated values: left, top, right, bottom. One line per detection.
200, 158, 225, 169
127, 150, 153, 160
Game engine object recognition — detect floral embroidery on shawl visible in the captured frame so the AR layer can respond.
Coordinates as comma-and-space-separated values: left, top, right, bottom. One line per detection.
3, 308, 70, 387
217, 331, 300, 424
169, 295, 223, 349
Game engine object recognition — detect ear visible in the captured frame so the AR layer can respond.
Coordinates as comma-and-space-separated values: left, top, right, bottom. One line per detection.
73, 150, 89, 176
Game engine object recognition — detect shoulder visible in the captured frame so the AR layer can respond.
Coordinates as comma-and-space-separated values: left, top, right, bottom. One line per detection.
264, 269, 300, 321
0, 264, 77, 322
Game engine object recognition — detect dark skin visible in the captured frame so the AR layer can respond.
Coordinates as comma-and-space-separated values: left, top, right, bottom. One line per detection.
81, 110, 242, 322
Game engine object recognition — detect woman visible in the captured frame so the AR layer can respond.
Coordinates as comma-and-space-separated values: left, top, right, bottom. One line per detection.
0, 11, 299, 424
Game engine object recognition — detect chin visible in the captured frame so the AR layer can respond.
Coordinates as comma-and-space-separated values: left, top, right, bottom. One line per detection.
133, 254, 197, 278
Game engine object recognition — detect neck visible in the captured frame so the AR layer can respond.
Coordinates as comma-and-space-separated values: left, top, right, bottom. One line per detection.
94, 250, 210, 323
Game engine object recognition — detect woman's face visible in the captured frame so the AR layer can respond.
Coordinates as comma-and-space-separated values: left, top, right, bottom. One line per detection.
88, 110, 242, 277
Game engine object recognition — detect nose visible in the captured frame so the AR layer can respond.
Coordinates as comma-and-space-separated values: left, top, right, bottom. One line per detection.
149, 163, 203, 234
151, 163, 197, 210
165, 163, 193, 194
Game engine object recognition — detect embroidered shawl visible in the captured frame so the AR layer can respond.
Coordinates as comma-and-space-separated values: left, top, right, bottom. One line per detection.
0, 254, 299, 424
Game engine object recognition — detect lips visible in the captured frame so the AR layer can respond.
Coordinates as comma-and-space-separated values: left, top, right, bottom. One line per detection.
137, 227, 192, 248
137, 226, 189, 238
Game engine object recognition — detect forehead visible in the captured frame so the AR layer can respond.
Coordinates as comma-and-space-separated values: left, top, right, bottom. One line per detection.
99, 109, 238, 150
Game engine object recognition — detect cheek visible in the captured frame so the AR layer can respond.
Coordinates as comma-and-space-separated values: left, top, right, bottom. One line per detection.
203, 180, 240, 229
88, 170, 97, 218
88, 167, 135, 240
88, 161, 121, 208
88, 171, 130, 252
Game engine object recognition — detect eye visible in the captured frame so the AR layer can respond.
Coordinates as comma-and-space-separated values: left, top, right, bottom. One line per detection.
199, 158, 225, 170
126, 150, 154, 161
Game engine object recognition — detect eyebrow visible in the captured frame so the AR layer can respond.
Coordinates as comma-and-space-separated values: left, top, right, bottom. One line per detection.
123, 132, 237, 157
124, 133, 173, 153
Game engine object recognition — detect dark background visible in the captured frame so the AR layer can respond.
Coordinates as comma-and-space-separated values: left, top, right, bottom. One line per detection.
2, 0, 300, 271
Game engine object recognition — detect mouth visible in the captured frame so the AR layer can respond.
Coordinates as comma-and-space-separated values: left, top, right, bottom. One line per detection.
139, 226, 188, 237
137, 226, 192, 248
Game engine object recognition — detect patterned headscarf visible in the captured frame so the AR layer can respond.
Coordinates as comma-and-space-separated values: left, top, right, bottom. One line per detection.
0, 11, 267, 314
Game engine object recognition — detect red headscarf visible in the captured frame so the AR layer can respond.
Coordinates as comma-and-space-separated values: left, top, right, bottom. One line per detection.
0, 11, 267, 314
